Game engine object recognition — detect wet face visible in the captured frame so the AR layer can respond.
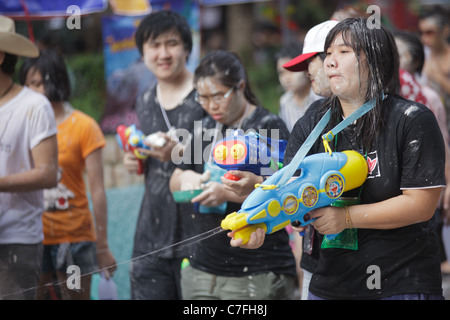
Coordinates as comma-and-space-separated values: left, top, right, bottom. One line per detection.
141, 30, 189, 81
277, 57, 309, 93
25, 67, 46, 96
324, 33, 369, 103
307, 55, 332, 98
195, 76, 245, 126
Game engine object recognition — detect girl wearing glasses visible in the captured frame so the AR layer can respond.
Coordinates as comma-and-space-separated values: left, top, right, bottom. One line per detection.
170, 50, 297, 300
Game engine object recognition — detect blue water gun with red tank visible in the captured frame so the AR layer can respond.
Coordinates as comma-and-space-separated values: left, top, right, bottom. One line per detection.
212, 130, 288, 181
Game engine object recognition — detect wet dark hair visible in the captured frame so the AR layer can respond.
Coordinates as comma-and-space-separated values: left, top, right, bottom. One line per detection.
194, 50, 260, 106
19, 49, 71, 102
322, 17, 399, 152
317, 52, 327, 62
1, 53, 18, 75
419, 5, 450, 31
393, 30, 425, 75
135, 10, 192, 59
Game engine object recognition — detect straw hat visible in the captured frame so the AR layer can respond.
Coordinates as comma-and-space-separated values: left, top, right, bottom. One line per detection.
0, 15, 38, 58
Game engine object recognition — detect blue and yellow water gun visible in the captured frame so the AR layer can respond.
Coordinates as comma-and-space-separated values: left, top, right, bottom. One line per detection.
212, 131, 288, 181
221, 150, 368, 244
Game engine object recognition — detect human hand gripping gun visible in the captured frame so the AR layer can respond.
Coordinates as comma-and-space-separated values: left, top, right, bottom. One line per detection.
212, 131, 288, 181
116, 124, 167, 175
221, 150, 368, 244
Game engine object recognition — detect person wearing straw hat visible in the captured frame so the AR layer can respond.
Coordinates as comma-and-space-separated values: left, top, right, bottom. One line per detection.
0, 15, 58, 299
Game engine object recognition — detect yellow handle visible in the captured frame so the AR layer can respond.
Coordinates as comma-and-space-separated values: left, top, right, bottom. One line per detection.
231, 223, 268, 245
254, 184, 278, 190
322, 131, 334, 155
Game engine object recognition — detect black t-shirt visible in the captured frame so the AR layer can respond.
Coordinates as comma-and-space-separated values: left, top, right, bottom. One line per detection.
133, 86, 206, 259
284, 99, 325, 274
285, 94, 445, 299
178, 107, 297, 277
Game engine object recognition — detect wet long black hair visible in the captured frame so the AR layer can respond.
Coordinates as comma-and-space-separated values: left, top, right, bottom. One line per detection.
320, 17, 400, 152
19, 49, 71, 102
194, 50, 260, 107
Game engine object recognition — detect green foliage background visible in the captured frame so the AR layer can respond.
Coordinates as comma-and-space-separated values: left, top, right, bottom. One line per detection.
66, 53, 106, 123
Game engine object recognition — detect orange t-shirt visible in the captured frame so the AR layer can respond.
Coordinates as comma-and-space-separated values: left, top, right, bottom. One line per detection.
42, 109, 105, 245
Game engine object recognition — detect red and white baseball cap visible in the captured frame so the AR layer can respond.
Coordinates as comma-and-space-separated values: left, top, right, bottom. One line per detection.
283, 20, 339, 72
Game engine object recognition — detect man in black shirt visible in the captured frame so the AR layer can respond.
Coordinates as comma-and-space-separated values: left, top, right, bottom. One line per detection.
123, 10, 206, 300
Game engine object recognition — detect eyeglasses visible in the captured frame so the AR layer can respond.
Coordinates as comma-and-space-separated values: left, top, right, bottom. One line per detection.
195, 87, 234, 105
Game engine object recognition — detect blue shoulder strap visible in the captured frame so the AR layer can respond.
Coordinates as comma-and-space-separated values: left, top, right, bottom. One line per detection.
277, 97, 377, 187
277, 109, 331, 186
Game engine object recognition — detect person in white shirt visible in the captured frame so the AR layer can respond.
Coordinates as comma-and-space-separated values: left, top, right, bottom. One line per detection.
0, 15, 58, 299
